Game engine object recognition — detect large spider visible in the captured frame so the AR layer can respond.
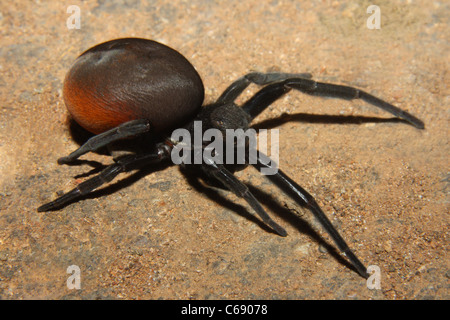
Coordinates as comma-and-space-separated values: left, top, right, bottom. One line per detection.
38, 38, 424, 279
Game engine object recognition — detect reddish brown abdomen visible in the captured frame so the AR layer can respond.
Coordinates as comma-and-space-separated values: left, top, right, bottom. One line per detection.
63, 38, 204, 134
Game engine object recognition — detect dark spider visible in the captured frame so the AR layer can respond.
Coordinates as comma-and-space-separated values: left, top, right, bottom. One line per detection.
38, 38, 424, 279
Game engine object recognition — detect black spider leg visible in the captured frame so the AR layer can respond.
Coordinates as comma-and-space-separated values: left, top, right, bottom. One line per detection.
216, 72, 313, 105
224, 72, 424, 129
202, 156, 288, 237
38, 143, 170, 212
58, 119, 151, 164
250, 152, 369, 278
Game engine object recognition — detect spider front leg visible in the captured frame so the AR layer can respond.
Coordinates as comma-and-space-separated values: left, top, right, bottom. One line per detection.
238, 75, 424, 129
38, 144, 170, 212
202, 157, 287, 237
251, 152, 369, 278
58, 119, 151, 164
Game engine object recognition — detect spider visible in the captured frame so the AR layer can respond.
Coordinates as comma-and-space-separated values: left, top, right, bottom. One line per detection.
38, 38, 424, 279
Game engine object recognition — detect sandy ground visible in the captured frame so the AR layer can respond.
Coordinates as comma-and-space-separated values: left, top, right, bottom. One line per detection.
0, 0, 448, 299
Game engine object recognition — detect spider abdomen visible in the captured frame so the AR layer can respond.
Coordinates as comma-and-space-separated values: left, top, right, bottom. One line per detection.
63, 38, 204, 134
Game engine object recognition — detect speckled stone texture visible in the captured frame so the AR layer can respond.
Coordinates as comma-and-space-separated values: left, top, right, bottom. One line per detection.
0, 0, 448, 299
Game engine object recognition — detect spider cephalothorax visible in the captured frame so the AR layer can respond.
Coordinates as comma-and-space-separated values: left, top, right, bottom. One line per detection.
38, 38, 424, 279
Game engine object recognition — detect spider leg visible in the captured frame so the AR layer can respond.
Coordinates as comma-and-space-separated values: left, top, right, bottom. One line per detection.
202, 157, 287, 237
58, 119, 151, 164
251, 151, 369, 278
241, 77, 424, 129
216, 72, 313, 105
38, 144, 170, 212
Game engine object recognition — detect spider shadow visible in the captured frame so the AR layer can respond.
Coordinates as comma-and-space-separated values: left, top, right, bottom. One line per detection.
47, 117, 172, 208
247, 186, 355, 273
180, 166, 276, 234
67, 117, 97, 150
251, 112, 410, 130
180, 166, 356, 274
46, 162, 171, 210
57, 116, 361, 274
